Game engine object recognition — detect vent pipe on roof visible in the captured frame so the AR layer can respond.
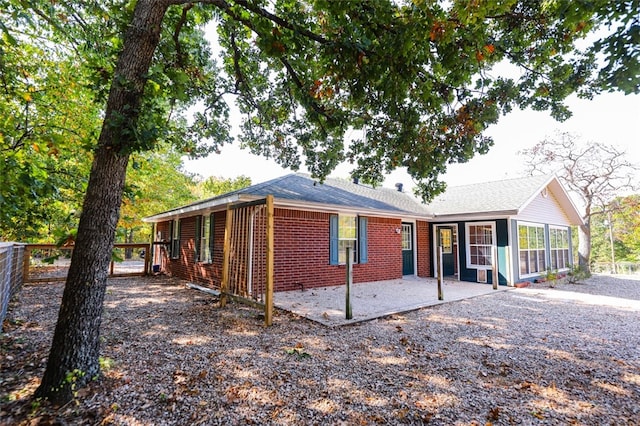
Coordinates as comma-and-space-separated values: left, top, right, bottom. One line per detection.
395, 183, 403, 192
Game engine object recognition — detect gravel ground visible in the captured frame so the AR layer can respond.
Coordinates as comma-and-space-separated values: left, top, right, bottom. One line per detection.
1, 274, 639, 425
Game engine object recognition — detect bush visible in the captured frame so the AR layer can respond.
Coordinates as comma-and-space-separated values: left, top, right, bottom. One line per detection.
567, 265, 590, 284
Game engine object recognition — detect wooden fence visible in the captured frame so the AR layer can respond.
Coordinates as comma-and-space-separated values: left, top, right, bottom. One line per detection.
220, 195, 274, 325
22, 243, 151, 283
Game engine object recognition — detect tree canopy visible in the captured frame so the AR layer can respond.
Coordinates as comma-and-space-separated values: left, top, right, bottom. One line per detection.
196, 174, 252, 198
590, 195, 640, 270
2, 0, 638, 404
0, 34, 99, 240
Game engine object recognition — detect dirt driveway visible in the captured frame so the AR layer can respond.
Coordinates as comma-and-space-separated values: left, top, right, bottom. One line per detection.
1, 274, 639, 425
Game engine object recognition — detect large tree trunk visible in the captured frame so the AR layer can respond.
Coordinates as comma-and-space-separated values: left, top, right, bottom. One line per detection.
578, 221, 591, 273
35, 1, 170, 405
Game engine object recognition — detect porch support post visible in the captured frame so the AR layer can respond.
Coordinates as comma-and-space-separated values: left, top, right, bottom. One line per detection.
505, 247, 513, 286
437, 246, 443, 300
492, 246, 498, 290
345, 247, 353, 319
264, 195, 274, 326
221, 207, 233, 307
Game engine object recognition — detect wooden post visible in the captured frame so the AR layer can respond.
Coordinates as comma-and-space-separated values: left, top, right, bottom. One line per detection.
264, 195, 274, 326
22, 246, 31, 284
505, 247, 513, 287
345, 247, 353, 319
146, 224, 154, 275
492, 246, 498, 290
144, 243, 151, 276
437, 246, 443, 300
221, 207, 233, 307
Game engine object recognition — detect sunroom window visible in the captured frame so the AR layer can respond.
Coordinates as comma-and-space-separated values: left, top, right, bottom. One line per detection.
518, 223, 546, 276
549, 227, 570, 270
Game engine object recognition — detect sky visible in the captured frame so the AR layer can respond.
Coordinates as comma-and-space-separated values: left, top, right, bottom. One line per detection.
184, 90, 639, 193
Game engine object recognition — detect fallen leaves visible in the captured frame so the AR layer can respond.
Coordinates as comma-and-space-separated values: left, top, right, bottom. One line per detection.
1, 275, 639, 425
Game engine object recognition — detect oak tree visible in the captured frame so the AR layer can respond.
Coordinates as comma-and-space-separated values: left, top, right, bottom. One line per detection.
4, 0, 638, 403
520, 131, 638, 272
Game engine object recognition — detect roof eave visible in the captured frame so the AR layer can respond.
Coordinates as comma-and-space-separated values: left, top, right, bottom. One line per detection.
142, 194, 248, 222
430, 210, 518, 222
547, 178, 585, 225
518, 175, 584, 226
274, 199, 432, 220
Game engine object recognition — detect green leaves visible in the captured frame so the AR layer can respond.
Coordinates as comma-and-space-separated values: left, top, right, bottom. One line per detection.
4, 0, 638, 231
0, 26, 97, 241
286, 343, 311, 361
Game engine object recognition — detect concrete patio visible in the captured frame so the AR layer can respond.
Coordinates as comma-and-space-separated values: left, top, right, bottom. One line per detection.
274, 276, 512, 327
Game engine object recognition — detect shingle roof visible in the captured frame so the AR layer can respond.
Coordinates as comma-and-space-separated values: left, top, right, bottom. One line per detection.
238, 173, 422, 212
145, 172, 580, 224
145, 173, 430, 221
425, 174, 555, 216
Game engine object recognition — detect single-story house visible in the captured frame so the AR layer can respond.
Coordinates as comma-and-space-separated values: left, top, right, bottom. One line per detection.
143, 173, 433, 296
143, 173, 582, 295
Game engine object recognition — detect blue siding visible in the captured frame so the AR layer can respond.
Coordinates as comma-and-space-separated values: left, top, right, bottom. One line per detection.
329, 214, 338, 265
358, 216, 368, 264
441, 219, 508, 285
495, 219, 509, 285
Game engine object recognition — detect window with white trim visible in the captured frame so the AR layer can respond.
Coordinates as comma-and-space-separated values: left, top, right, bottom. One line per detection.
402, 224, 412, 251
549, 226, 570, 270
170, 219, 180, 259
466, 223, 495, 269
518, 223, 546, 276
329, 214, 368, 265
199, 214, 213, 263
338, 214, 358, 264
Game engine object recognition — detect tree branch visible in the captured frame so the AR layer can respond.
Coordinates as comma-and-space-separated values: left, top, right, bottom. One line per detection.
172, 3, 194, 68
278, 56, 334, 127
223, 0, 329, 45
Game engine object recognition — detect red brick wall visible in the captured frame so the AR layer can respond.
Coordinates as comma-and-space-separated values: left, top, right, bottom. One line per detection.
362, 216, 403, 283
273, 210, 404, 291
169, 216, 198, 280
157, 208, 419, 292
158, 212, 225, 289
416, 220, 431, 277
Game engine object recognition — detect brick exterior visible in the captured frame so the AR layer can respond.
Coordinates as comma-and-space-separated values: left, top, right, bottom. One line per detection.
155, 208, 433, 293
273, 210, 404, 291
416, 220, 431, 278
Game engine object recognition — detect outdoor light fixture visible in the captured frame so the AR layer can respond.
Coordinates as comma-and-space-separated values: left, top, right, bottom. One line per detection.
395, 227, 401, 234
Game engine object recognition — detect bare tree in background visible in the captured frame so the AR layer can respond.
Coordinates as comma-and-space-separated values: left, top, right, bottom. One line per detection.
520, 131, 638, 273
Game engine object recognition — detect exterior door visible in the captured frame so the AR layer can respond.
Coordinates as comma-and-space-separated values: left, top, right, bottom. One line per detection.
438, 226, 455, 276
401, 223, 414, 275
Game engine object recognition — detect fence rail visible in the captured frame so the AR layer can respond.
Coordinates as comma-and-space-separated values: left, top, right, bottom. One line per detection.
23, 243, 151, 283
591, 262, 640, 275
